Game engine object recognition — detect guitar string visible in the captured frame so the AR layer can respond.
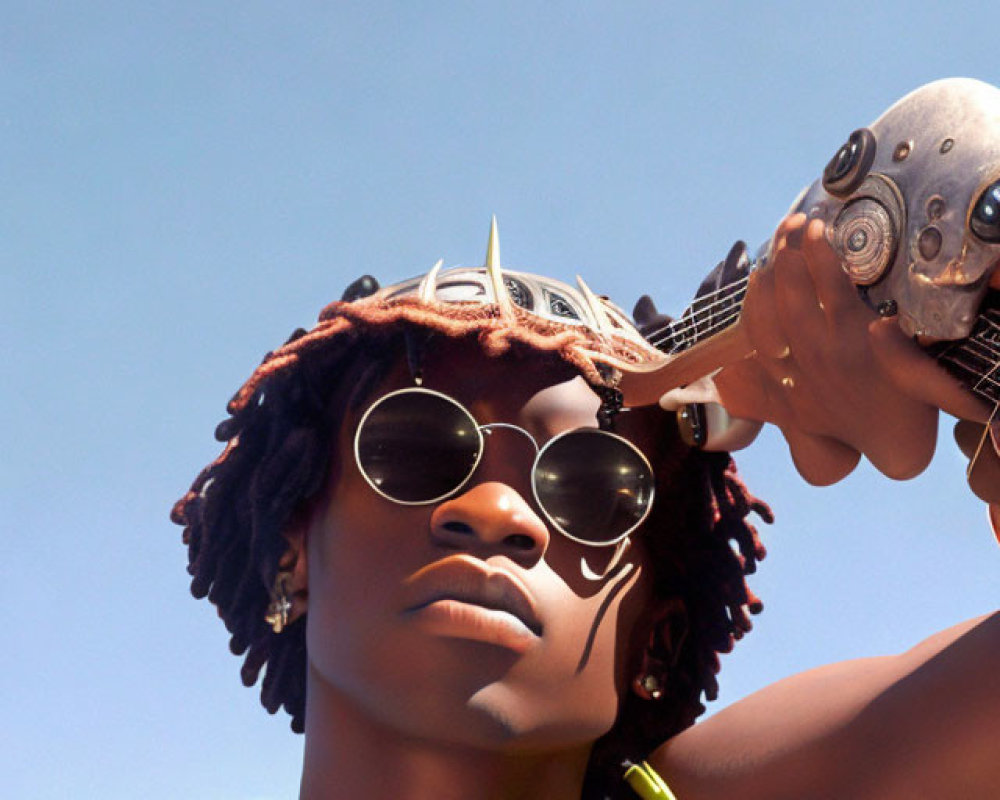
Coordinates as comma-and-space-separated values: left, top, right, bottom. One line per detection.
910, 342, 1000, 402
640, 266, 1000, 351
941, 341, 1000, 396
667, 272, 752, 305
939, 360, 1000, 392
939, 352, 1000, 379
945, 332, 1000, 365
975, 368, 1000, 397
646, 281, 1000, 370
641, 276, 751, 344
640, 275, 750, 334
958, 337, 1000, 361
662, 310, 742, 353
650, 293, 746, 341
649, 305, 744, 352
646, 303, 1000, 403
635, 272, 1000, 404
641, 269, 1000, 359
966, 402, 1000, 482
648, 287, 1000, 373
645, 285, 750, 348
648, 312, 741, 354
644, 287, 749, 347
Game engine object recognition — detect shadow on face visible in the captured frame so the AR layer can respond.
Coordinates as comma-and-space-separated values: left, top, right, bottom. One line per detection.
297, 336, 671, 751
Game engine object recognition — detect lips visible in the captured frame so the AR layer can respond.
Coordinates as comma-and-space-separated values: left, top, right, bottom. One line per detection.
400, 556, 543, 651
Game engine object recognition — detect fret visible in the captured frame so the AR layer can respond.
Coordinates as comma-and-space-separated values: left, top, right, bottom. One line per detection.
625, 246, 999, 414
929, 293, 1000, 406
651, 242, 753, 356
658, 289, 747, 355
662, 246, 1000, 412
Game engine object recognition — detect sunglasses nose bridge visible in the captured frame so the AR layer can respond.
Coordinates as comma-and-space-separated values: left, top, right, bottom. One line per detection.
429, 481, 551, 564
473, 423, 540, 495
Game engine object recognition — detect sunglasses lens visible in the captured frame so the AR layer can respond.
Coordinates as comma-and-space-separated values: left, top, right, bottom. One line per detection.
534, 430, 654, 544
356, 391, 482, 503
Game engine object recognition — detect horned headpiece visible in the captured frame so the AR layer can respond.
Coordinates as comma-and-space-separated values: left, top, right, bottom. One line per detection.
329, 217, 661, 387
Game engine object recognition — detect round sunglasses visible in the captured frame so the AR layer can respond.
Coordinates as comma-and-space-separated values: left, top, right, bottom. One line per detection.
353, 387, 655, 547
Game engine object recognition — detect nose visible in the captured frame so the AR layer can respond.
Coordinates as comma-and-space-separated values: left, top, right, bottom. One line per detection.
430, 481, 550, 565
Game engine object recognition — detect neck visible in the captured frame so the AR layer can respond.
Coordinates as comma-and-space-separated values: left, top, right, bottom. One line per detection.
300, 669, 592, 800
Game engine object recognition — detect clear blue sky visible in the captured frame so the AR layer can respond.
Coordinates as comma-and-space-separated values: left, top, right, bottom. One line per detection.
4, 3, 998, 797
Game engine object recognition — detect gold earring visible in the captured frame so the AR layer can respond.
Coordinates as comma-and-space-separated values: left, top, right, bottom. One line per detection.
265, 571, 293, 634
633, 673, 663, 701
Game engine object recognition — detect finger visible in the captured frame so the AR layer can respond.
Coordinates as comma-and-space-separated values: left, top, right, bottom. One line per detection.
768, 214, 806, 269
862, 402, 938, 480
800, 218, 866, 324
715, 358, 793, 425
658, 375, 722, 410
772, 245, 827, 364
967, 431, 1000, 503
782, 216, 806, 251
955, 418, 984, 460
782, 425, 862, 485
751, 355, 833, 434
773, 212, 808, 244
989, 505, 1000, 547
742, 266, 791, 360
868, 318, 992, 423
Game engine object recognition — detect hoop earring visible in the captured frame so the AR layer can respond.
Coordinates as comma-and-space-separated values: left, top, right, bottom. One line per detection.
265, 571, 293, 634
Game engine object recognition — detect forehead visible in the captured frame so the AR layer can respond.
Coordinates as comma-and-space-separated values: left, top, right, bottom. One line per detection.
361, 337, 598, 432
356, 335, 662, 455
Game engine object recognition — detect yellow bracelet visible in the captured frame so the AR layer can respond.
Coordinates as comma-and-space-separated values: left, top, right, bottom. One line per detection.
623, 760, 679, 799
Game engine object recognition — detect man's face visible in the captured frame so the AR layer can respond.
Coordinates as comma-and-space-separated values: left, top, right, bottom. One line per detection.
302, 340, 656, 751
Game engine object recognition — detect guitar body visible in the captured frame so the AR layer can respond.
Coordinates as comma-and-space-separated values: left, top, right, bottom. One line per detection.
789, 78, 1000, 342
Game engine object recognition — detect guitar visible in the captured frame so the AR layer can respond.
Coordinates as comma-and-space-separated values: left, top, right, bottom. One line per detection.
615, 78, 1000, 428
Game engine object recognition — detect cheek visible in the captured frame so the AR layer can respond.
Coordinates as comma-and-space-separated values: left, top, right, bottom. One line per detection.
303, 475, 424, 692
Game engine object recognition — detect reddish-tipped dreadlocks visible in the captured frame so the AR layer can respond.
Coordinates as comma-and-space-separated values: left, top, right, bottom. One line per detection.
172, 286, 771, 799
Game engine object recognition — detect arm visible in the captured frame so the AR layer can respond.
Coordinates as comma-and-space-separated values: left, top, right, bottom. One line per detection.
650, 613, 1000, 800
651, 217, 1000, 798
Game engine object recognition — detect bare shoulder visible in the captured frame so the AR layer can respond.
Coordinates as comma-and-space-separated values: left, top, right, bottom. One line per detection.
650, 613, 1000, 800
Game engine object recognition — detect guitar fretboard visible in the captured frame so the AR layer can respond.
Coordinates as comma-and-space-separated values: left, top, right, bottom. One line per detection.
647, 242, 753, 356
647, 247, 1000, 411
929, 292, 1000, 407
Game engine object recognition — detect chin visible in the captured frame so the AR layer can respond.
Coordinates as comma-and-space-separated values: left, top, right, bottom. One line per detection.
462, 682, 618, 753
313, 632, 622, 753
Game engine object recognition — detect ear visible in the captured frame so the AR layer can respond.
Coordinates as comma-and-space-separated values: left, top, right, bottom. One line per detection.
277, 516, 310, 626
632, 596, 689, 701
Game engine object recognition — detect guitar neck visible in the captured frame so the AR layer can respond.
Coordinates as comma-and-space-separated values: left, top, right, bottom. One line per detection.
648, 240, 754, 357
622, 246, 1000, 412
654, 281, 749, 355
618, 243, 756, 407
928, 292, 1000, 407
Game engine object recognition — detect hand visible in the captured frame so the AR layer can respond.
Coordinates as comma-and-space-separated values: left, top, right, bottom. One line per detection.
713, 214, 989, 485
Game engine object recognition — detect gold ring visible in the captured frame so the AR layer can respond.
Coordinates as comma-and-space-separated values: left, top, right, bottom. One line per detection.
781, 376, 795, 389
777, 345, 791, 359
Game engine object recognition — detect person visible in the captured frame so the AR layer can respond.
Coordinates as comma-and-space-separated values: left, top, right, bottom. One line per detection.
172, 218, 999, 799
